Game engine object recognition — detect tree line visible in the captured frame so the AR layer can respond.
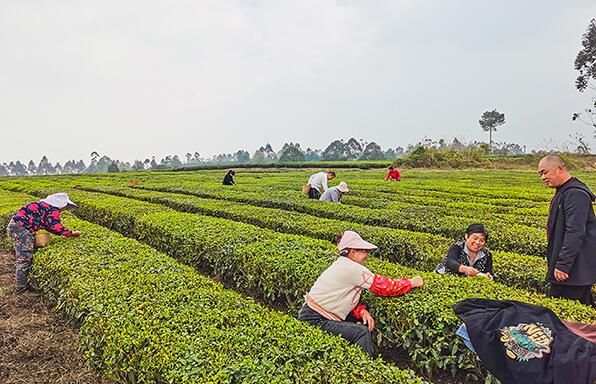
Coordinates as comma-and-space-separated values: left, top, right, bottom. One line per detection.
0, 138, 403, 176
1, 136, 536, 177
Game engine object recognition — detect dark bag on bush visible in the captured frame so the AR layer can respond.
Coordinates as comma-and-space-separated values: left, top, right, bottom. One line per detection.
454, 298, 596, 384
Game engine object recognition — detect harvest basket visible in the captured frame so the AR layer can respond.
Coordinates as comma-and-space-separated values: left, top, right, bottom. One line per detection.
34, 232, 51, 248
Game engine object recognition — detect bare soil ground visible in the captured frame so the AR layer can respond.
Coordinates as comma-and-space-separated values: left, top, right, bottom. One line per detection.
0, 250, 107, 384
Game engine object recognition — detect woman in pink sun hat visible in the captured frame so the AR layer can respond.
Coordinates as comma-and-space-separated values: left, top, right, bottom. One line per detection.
298, 230, 423, 356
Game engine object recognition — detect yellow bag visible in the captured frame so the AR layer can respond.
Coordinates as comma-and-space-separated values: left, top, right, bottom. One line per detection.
301, 183, 311, 197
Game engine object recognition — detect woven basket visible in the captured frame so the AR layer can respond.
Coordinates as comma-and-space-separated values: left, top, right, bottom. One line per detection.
34, 233, 51, 248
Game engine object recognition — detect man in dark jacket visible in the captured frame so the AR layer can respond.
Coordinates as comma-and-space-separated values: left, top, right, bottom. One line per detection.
538, 155, 596, 305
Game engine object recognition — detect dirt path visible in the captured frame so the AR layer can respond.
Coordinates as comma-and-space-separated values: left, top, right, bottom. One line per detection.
0, 250, 107, 384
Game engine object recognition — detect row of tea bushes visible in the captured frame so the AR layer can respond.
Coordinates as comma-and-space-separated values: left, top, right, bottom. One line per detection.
0, 190, 426, 383
133, 183, 549, 256
82, 185, 549, 294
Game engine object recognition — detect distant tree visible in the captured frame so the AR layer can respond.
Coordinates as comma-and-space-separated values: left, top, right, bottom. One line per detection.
143, 159, 150, 169
7, 161, 15, 176
479, 109, 505, 149
38, 156, 55, 175
95, 156, 113, 173
193, 152, 201, 163
107, 161, 120, 173
63, 160, 74, 174
304, 148, 321, 161
12, 161, 29, 175
252, 144, 277, 163
171, 155, 183, 168
54, 162, 63, 174
233, 150, 250, 164
345, 138, 363, 160
119, 161, 132, 172
360, 142, 386, 160
132, 160, 145, 171
384, 148, 397, 160
0, 164, 8, 176
252, 150, 266, 164
160, 155, 172, 167
573, 19, 596, 133
279, 145, 305, 162
185, 152, 192, 164
27, 160, 37, 175
75, 160, 86, 173
322, 140, 348, 161
150, 157, 158, 169
492, 142, 525, 155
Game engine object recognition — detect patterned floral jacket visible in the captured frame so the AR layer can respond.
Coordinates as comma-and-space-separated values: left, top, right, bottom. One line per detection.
12, 201, 73, 237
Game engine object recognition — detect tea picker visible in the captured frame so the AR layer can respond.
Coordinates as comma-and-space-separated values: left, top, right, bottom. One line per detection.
6, 192, 81, 294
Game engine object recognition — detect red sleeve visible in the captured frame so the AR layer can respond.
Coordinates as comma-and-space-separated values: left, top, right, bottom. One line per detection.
369, 274, 412, 297
350, 303, 367, 320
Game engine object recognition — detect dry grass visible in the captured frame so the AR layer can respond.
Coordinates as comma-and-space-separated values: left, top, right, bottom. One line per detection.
0, 250, 109, 384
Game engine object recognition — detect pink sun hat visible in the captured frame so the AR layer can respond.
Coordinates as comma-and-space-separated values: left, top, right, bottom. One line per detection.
337, 230, 378, 251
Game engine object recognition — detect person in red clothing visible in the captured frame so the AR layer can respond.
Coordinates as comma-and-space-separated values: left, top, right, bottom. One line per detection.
298, 230, 423, 355
7, 193, 81, 294
385, 165, 401, 181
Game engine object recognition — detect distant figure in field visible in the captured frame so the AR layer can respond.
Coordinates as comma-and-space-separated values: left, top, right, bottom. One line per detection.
319, 182, 349, 203
385, 165, 401, 181
7, 193, 81, 294
538, 155, 596, 305
305, 171, 336, 199
298, 230, 423, 356
434, 223, 494, 280
222, 169, 236, 186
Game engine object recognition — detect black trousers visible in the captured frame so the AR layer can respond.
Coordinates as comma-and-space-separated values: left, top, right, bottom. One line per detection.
298, 304, 374, 356
548, 283, 594, 306
308, 188, 321, 199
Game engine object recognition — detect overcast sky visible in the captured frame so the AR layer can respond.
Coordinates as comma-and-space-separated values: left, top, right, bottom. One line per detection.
1, 0, 595, 164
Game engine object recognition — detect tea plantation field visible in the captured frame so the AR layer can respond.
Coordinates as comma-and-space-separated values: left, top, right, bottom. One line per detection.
1, 168, 595, 383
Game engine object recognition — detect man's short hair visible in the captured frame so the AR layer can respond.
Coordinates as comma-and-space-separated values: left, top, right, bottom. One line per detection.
327, 171, 336, 177
541, 155, 566, 169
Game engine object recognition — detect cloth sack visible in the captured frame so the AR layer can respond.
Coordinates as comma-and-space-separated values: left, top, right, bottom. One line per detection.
302, 183, 311, 197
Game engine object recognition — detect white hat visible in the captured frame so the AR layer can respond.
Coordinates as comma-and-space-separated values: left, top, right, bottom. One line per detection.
41, 193, 77, 209
337, 182, 349, 193
337, 230, 377, 251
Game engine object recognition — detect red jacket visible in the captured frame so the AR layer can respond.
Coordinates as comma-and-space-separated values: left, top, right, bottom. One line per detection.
385, 169, 401, 181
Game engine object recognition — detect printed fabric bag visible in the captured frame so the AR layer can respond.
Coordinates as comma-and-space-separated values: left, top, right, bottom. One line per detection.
454, 298, 596, 384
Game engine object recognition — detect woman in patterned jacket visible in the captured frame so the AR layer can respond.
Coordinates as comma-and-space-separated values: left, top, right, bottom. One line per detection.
434, 223, 494, 280
7, 193, 81, 294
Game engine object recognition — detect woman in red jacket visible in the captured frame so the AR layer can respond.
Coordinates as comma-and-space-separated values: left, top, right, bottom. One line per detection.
385, 165, 401, 181
298, 230, 423, 355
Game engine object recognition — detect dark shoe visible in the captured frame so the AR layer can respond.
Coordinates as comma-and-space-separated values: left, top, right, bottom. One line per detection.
15, 284, 41, 295
15, 285, 29, 295
27, 285, 42, 294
